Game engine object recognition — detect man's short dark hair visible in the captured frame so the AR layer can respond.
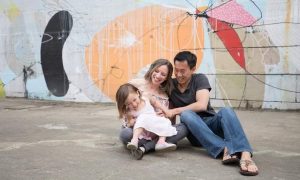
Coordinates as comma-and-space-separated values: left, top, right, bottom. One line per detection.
174, 51, 197, 69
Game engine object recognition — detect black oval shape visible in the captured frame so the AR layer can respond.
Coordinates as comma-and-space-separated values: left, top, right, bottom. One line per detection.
41, 11, 73, 97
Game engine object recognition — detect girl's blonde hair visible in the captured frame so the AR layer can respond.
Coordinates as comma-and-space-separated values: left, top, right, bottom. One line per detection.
115, 83, 140, 118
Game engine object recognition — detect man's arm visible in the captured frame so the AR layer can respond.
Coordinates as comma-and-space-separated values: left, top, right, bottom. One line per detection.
167, 89, 210, 118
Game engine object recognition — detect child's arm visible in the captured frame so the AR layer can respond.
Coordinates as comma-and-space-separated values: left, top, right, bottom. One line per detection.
126, 113, 136, 128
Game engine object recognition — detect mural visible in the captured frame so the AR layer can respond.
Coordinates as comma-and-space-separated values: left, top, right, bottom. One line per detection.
0, 0, 299, 109
85, 5, 205, 99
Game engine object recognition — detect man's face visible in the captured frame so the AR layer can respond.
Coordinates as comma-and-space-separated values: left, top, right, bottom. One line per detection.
174, 60, 195, 86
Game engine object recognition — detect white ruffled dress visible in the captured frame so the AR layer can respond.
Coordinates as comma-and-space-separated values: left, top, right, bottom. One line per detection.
133, 99, 177, 137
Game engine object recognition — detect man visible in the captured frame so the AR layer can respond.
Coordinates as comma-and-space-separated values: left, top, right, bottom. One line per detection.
167, 51, 259, 176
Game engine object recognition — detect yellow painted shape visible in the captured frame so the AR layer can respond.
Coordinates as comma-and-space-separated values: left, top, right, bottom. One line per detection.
7, 2, 20, 21
0, 80, 5, 97
196, 6, 209, 13
85, 5, 205, 100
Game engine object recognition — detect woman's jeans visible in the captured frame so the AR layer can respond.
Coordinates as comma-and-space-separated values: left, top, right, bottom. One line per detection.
119, 123, 188, 153
180, 107, 252, 158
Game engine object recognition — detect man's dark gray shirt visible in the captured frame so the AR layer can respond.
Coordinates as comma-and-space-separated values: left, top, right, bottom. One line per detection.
170, 73, 216, 117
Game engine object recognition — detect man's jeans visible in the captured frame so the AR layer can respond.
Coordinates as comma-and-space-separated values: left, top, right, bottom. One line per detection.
119, 123, 188, 153
180, 107, 252, 158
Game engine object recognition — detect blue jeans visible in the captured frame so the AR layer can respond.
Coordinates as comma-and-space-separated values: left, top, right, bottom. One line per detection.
180, 107, 252, 158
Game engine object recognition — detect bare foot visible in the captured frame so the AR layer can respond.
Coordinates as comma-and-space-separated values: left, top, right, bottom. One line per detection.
239, 152, 259, 176
222, 147, 239, 165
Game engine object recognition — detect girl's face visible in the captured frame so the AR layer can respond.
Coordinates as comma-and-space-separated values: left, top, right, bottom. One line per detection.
151, 65, 169, 86
125, 91, 141, 111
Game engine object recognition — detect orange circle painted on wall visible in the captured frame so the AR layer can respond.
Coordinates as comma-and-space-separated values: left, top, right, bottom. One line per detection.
85, 5, 204, 100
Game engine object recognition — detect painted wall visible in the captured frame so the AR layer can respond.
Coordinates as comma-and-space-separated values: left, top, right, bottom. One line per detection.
0, 0, 299, 109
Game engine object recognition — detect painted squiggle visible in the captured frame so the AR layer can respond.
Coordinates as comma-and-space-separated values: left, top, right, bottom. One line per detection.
41, 11, 73, 97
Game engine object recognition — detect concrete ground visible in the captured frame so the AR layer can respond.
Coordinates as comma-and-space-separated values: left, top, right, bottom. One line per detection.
0, 98, 299, 180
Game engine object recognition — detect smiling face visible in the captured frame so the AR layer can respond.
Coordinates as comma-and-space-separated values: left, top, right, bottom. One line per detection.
115, 83, 141, 118
151, 65, 169, 86
125, 91, 142, 112
174, 60, 195, 88
144, 59, 173, 95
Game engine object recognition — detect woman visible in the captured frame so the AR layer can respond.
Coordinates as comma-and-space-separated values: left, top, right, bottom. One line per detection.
118, 59, 188, 160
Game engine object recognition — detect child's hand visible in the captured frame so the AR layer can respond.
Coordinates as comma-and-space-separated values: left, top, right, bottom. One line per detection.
127, 115, 136, 127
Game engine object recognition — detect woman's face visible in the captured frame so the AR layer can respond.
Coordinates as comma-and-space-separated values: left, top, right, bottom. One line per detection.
125, 91, 141, 111
151, 65, 169, 86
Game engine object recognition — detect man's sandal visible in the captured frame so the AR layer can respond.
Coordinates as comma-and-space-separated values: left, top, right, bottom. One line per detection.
222, 153, 240, 165
239, 159, 259, 176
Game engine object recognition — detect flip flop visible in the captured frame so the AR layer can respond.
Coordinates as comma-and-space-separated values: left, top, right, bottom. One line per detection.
222, 155, 240, 165
239, 159, 259, 176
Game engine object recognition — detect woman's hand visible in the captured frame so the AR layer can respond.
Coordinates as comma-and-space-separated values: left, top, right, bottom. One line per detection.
155, 109, 165, 117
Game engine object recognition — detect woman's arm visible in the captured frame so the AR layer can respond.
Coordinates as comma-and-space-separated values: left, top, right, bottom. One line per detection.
150, 96, 173, 119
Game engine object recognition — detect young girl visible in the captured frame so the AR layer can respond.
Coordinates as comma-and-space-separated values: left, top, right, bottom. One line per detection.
116, 83, 177, 152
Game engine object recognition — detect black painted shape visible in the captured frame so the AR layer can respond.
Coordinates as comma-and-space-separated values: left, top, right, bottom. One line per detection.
41, 11, 73, 97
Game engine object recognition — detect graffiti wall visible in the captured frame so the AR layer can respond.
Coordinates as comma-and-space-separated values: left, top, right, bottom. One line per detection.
0, 0, 299, 109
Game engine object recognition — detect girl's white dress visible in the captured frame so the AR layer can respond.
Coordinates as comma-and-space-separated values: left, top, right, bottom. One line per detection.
133, 99, 177, 137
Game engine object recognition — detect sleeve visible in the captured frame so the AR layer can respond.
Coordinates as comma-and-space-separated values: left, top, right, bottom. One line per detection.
195, 74, 211, 92
128, 78, 146, 89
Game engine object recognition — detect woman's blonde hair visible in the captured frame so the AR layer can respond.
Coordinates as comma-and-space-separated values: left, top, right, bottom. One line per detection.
144, 59, 173, 96
115, 83, 140, 119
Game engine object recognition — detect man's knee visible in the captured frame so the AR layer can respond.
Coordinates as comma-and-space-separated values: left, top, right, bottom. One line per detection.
180, 110, 195, 124
119, 127, 133, 144
218, 107, 235, 116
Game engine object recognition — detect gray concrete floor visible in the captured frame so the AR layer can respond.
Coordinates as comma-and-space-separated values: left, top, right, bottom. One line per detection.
0, 98, 299, 180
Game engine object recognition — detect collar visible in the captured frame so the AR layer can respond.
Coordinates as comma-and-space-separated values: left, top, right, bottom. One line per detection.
173, 74, 194, 92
